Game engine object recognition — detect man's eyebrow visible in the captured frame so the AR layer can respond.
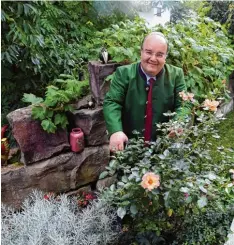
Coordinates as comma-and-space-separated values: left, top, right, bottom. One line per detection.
144, 49, 165, 54
145, 49, 152, 51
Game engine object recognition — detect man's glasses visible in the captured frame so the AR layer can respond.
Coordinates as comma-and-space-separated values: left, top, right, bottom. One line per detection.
143, 49, 167, 59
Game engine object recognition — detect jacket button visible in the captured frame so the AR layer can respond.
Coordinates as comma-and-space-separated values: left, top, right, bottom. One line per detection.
146, 87, 149, 91
146, 101, 148, 104
144, 115, 147, 118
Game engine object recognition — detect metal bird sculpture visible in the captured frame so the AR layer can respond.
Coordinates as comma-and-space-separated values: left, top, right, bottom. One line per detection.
99, 47, 109, 64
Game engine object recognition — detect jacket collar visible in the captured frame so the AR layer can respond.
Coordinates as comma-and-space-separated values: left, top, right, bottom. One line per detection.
138, 62, 164, 81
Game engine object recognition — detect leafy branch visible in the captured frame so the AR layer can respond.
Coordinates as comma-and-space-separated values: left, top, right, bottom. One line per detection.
22, 74, 89, 133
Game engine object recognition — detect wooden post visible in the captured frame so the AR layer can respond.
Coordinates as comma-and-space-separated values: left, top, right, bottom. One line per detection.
88, 61, 121, 105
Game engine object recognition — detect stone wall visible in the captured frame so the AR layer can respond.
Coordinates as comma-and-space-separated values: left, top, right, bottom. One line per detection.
2, 61, 119, 209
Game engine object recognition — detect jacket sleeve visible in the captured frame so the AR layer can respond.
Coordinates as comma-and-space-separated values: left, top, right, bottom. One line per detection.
103, 67, 128, 136
174, 68, 191, 119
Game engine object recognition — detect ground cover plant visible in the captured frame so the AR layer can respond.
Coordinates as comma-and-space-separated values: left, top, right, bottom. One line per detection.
99, 93, 234, 245
1, 190, 120, 245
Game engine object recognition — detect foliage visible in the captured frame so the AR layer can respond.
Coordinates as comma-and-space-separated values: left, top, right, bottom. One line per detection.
198, 1, 234, 36
100, 95, 234, 244
158, 17, 234, 98
90, 16, 233, 99
1, 1, 131, 124
207, 110, 234, 163
1, 190, 120, 245
163, 1, 193, 23
22, 74, 89, 133
172, 205, 234, 245
87, 17, 148, 64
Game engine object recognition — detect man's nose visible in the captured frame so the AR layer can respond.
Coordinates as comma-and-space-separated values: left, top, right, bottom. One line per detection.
150, 54, 158, 62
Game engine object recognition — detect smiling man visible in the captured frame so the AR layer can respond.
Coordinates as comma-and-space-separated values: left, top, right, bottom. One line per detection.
103, 32, 186, 152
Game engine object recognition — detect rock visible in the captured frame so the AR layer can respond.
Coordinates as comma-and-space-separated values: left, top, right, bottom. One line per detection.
1, 145, 109, 209
216, 99, 234, 118
88, 61, 121, 105
65, 186, 92, 197
96, 174, 117, 191
6, 107, 70, 165
71, 107, 108, 146
73, 94, 93, 110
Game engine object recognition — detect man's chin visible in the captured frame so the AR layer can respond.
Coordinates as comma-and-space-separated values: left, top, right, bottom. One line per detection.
147, 70, 158, 77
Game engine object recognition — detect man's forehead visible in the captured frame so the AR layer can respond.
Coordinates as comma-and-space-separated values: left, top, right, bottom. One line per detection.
144, 35, 166, 44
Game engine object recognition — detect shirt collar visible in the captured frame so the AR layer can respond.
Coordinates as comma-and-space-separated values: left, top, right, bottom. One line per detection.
140, 65, 156, 82
138, 62, 164, 83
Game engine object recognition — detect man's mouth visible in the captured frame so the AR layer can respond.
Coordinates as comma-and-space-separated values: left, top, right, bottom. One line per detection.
148, 63, 158, 67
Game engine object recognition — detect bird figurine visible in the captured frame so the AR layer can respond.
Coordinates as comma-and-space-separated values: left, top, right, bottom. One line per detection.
1, 125, 10, 166
99, 47, 110, 64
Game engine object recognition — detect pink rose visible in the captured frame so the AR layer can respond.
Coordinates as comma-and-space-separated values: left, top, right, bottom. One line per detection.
141, 172, 160, 191
203, 99, 219, 112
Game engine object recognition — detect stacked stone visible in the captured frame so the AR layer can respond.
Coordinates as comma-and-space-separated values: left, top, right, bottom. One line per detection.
2, 61, 119, 209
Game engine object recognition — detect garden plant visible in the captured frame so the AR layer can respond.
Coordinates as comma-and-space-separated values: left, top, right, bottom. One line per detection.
99, 92, 234, 245
1, 190, 120, 245
1, 1, 234, 244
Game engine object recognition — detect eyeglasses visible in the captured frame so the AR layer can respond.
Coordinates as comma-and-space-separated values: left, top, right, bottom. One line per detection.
143, 49, 167, 59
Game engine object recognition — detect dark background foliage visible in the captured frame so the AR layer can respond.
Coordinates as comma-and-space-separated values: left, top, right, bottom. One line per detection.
1, 1, 233, 125
1, 1, 132, 124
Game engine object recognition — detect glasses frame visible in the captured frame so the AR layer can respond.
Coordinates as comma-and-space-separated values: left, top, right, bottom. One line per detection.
142, 49, 167, 59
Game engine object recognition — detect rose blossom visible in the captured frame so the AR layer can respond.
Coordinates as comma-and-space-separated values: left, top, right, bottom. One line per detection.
187, 92, 194, 101
203, 99, 219, 112
179, 91, 188, 101
141, 172, 160, 191
179, 91, 194, 102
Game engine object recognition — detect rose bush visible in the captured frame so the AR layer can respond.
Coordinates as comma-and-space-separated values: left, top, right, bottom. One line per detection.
99, 93, 234, 244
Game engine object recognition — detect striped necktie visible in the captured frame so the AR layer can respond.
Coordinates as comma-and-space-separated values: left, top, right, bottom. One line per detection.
144, 78, 154, 141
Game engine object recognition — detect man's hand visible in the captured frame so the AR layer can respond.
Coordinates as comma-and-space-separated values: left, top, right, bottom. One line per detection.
109, 131, 128, 152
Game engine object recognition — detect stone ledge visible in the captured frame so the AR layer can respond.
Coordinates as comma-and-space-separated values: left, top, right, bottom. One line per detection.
1, 145, 109, 209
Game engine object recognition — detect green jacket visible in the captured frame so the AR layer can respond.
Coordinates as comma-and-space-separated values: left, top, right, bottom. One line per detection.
103, 62, 186, 140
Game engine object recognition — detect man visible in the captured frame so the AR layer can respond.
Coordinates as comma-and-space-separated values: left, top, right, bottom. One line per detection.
103, 32, 186, 152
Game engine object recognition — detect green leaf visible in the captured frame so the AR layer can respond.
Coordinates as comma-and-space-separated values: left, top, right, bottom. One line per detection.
32, 106, 46, 120
130, 204, 138, 215
41, 119, 57, 133
99, 171, 108, 180
109, 159, 118, 169
199, 186, 207, 194
54, 113, 67, 127
22, 93, 43, 104
110, 184, 115, 192
117, 207, 126, 219
197, 196, 208, 208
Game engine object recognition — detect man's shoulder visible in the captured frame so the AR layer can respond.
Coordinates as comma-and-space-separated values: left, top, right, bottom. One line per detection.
116, 62, 139, 74
164, 64, 183, 73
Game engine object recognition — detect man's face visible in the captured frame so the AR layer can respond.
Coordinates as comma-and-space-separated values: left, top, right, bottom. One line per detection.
140, 35, 167, 76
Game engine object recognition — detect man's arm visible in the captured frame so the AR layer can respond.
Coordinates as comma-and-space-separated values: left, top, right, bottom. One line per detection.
174, 68, 191, 119
103, 68, 128, 151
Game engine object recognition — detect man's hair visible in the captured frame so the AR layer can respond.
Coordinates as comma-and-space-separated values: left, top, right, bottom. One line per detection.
141, 32, 169, 53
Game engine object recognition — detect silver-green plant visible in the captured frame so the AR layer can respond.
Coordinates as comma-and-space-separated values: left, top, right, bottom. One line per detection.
1, 190, 120, 245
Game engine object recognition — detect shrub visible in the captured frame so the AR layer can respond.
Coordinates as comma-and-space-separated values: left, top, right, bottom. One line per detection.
1, 190, 120, 245
99, 94, 234, 244
172, 205, 234, 245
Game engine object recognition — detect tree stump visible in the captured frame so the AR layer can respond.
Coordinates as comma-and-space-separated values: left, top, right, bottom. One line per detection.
88, 61, 121, 105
